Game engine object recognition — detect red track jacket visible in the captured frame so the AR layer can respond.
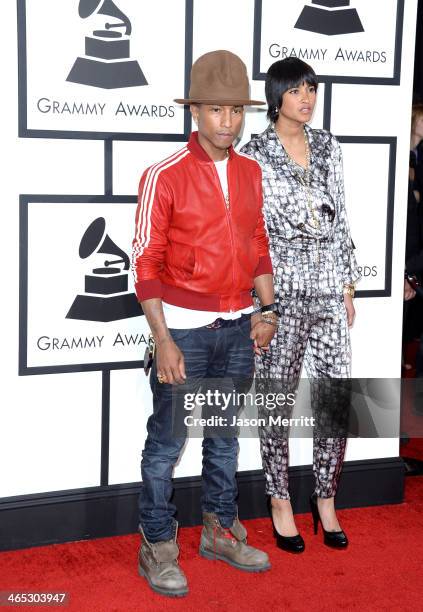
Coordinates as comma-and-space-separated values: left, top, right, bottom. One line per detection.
132, 132, 272, 312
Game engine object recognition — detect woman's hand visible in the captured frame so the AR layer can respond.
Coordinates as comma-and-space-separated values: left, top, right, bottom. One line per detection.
343, 293, 355, 328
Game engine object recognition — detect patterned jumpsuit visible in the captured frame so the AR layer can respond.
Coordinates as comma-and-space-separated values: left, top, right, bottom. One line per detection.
241, 125, 361, 499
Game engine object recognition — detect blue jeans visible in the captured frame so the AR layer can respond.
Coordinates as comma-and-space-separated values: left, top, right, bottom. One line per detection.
139, 315, 254, 542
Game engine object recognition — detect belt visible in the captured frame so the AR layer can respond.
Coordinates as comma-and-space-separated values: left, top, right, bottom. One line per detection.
204, 313, 251, 329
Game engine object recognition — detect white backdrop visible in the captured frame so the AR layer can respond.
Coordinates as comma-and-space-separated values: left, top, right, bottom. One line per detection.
0, 0, 417, 497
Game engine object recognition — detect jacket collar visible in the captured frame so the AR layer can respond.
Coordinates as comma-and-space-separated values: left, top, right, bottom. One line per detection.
188, 131, 235, 162
261, 123, 316, 165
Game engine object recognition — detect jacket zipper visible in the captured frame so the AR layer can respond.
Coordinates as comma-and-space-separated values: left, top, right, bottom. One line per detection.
211, 161, 236, 310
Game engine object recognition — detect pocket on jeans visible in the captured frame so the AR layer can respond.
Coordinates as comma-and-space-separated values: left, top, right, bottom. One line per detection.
236, 317, 253, 341
169, 328, 193, 343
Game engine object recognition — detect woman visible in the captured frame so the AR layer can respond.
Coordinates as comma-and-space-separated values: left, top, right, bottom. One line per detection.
241, 58, 360, 552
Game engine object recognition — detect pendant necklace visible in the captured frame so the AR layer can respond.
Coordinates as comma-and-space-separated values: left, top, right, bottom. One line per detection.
283, 128, 320, 230
279, 126, 321, 264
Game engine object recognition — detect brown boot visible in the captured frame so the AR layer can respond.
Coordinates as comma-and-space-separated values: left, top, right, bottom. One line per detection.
138, 525, 188, 597
199, 512, 270, 572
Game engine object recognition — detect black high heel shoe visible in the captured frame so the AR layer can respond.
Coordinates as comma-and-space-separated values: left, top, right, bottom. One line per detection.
268, 498, 305, 554
309, 493, 348, 549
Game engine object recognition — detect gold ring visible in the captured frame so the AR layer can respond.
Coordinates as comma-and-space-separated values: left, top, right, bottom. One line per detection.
157, 373, 167, 384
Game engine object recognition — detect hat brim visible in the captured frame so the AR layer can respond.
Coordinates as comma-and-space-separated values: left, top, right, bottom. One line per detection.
174, 98, 266, 106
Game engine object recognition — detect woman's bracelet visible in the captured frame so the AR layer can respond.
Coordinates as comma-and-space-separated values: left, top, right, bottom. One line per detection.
343, 283, 355, 298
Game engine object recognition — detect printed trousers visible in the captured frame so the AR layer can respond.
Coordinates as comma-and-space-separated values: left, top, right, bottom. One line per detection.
257, 243, 351, 500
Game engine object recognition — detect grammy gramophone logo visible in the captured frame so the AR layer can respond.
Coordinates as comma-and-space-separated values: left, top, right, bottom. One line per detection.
295, 0, 364, 36
67, 0, 148, 89
66, 217, 141, 322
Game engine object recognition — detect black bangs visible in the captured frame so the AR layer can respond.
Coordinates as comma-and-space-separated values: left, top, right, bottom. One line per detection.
265, 58, 318, 122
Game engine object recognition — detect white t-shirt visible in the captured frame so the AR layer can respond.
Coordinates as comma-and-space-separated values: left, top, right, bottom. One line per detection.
162, 157, 253, 329
214, 157, 229, 203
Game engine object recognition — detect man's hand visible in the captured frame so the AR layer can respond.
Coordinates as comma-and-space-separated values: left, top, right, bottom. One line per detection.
343, 293, 355, 328
404, 279, 416, 301
140, 298, 186, 385
156, 337, 186, 385
250, 313, 277, 356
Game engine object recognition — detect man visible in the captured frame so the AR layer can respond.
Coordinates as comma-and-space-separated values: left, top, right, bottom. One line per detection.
132, 50, 279, 597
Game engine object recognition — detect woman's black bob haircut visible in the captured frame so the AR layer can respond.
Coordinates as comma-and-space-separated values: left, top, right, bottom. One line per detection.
265, 57, 318, 123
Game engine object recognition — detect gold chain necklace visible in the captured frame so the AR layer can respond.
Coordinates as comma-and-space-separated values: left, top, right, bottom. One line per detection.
277, 126, 322, 264
282, 128, 320, 230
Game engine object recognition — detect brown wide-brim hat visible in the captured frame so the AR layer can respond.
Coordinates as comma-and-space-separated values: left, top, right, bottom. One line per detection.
174, 50, 265, 106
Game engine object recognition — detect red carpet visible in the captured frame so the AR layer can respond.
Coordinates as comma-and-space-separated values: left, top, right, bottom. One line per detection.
1, 478, 422, 611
